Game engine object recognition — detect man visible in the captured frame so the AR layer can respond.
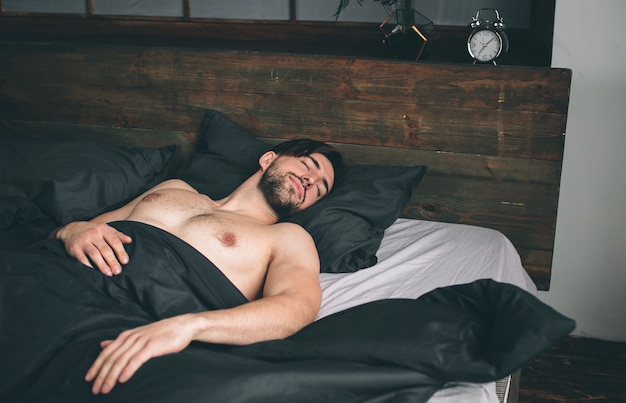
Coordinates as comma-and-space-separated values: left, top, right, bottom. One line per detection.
53, 139, 345, 395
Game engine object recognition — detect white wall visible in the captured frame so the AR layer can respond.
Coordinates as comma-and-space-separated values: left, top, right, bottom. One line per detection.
544, 0, 626, 342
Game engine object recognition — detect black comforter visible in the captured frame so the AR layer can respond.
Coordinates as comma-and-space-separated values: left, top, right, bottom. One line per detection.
0, 217, 575, 403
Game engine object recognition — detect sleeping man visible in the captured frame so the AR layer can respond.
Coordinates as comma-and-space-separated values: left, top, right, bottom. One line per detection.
51, 139, 345, 395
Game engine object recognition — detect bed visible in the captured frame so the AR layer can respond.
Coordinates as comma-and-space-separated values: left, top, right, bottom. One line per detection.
0, 40, 574, 402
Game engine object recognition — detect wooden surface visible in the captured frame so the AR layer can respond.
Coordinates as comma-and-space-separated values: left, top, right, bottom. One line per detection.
519, 336, 626, 402
0, 40, 571, 290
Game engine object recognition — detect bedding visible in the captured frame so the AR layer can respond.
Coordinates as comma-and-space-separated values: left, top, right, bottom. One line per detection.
0, 113, 575, 403
319, 218, 539, 402
318, 218, 537, 319
0, 139, 176, 225
0, 220, 575, 403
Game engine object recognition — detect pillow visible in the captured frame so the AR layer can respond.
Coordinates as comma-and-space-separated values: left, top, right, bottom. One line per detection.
178, 110, 427, 273
0, 139, 176, 224
285, 164, 426, 272
178, 110, 269, 199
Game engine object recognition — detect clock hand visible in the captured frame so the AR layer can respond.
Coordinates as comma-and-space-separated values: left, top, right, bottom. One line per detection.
477, 37, 496, 56
477, 42, 488, 56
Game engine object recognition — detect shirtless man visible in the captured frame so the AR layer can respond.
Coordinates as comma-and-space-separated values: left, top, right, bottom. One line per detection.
53, 139, 345, 395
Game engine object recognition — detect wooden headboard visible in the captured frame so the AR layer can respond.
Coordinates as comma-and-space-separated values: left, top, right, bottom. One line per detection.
0, 40, 571, 290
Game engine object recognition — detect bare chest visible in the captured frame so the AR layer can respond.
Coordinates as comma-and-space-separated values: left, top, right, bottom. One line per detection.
126, 190, 273, 299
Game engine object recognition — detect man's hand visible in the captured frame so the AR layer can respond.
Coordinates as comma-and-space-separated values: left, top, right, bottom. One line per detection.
85, 316, 195, 395
55, 221, 132, 276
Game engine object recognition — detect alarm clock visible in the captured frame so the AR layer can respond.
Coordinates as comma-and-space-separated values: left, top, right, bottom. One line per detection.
467, 8, 509, 65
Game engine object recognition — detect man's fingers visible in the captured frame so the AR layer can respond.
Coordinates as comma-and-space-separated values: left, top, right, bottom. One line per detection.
93, 241, 123, 275
67, 242, 111, 274
87, 231, 132, 276
76, 241, 116, 276
85, 337, 124, 381
86, 318, 193, 394
73, 251, 94, 269
118, 232, 133, 245
117, 346, 153, 384
88, 334, 138, 394
88, 335, 152, 395
60, 222, 132, 276
102, 230, 132, 266
84, 340, 114, 382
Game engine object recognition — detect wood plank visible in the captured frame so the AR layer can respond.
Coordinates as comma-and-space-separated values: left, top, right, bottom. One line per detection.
0, 120, 190, 148
0, 42, 571, 113
0, 81, 204, 133
0, 42, 569, 163
403, 195, 557, 250
416, 177, 559, 208
326, 143, 562, 184
520, 336, 626, 402
0, 79, 566, 160
232, 101, 567, 160
0, 120, 194, 171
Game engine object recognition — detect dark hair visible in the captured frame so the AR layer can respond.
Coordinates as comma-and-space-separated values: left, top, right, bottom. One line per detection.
272, 139, 346, 182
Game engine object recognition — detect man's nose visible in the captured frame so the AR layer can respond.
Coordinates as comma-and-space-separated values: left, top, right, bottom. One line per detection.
302, 174, 318, 187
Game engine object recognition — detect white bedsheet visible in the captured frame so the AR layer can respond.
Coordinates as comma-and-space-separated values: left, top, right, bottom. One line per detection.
318, 218, 536, 319
316, 218, 537, 403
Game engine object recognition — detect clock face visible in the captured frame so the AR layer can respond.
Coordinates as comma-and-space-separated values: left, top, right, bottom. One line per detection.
468, 29, 502, 62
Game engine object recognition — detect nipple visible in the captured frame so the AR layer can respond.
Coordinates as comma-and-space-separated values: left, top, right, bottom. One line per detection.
141, 192, 161, 202
219, 232, 237, 247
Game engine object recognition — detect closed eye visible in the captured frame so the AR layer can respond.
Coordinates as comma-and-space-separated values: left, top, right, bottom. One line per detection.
301, 159, 323, 198
305, 156, 329, 196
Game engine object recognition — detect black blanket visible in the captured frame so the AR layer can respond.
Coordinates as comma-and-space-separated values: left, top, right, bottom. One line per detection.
0, 220, 575, 403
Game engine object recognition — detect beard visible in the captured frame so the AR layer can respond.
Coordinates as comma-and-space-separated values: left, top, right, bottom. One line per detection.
258, 163, 304, 219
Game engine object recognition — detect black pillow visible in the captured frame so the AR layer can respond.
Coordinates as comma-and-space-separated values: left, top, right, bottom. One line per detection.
285, 165, 426, 272
178, 110, 427, 273
0, 139, 176, 224
178, 110, 270, 199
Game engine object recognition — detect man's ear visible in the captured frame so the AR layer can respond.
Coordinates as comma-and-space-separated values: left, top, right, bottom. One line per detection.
258, 151, 277, 171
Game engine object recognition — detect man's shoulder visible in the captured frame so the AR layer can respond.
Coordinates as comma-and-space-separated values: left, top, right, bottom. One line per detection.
268, 222, 319, 269
273, 220, 306, 232
272, 221, 313, 242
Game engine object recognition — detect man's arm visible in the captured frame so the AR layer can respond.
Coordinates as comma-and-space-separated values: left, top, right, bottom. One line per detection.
55, 179, 195, 275
85, 223, 322, 395
193, 223, 323, 342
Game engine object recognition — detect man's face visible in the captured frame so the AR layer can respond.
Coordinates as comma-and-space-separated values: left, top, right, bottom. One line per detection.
258, 152, 335, 218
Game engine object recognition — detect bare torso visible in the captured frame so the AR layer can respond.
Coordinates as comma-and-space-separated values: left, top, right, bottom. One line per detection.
125, 186, 285, 301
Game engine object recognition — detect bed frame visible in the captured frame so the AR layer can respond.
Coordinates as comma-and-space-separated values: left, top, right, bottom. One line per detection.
0, 40, 571, 291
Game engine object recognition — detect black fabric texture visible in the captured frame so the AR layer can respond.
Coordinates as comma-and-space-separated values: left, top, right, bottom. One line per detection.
285, 164, 426, 272
178, 109, 427, 273
0, 221, 575, 403
0, 139, 176, 224
233, 280, 576, 383
0, 220, 248, 402
0, 197, 57, 250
